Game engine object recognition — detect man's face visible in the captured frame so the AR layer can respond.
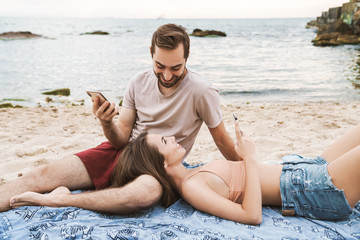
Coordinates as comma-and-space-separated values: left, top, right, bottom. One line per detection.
152, 44, 187, 89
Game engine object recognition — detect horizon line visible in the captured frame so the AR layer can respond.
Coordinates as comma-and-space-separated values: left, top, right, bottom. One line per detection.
0, 16, 317, 20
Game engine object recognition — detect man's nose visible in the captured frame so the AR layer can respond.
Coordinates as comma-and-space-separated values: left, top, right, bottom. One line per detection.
163, 69, 173, 80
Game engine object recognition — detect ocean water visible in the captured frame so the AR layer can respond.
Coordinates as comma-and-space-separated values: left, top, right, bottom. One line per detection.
0, 17, 360, 107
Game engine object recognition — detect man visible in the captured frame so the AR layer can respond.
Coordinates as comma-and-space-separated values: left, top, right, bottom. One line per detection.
1, 24, 240, 214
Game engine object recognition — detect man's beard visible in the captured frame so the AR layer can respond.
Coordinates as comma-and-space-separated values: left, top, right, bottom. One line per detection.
155, 68, 186, 88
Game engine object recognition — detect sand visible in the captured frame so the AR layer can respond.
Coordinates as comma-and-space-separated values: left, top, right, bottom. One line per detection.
0, 101, 359, 184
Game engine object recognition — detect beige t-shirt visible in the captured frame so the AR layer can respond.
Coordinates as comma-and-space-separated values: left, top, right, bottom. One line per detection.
122, 69, 222, 157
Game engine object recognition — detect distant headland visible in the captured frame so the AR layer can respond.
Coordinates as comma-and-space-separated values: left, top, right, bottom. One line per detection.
307, 0, 360, 46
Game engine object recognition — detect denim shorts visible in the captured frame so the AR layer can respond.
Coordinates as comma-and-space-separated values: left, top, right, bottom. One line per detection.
280, 154, 352, 220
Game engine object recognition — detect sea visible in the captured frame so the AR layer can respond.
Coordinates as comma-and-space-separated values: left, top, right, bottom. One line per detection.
1, 17, 360, 107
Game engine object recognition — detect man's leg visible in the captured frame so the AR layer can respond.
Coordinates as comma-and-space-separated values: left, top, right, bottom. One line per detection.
10, 174, 162, 214
0, 154, 93, 212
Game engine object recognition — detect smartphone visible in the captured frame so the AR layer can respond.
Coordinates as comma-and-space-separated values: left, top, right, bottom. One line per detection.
233, 113, 238, 121
86, 91, 119, 115
86, 91, 109, 105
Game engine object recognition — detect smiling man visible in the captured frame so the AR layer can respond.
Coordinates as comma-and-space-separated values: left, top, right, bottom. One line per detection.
152, 43, 187, 93
2, 24, 241, 214
151, 27, 188, 91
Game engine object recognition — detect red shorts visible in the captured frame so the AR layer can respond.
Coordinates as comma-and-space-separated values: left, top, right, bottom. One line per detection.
75, 141, 124, 190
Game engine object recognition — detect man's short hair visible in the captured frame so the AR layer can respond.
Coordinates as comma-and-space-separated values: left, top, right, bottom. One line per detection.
151, 23, 190, 60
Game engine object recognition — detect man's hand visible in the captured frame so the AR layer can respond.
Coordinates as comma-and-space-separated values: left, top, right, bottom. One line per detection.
92, 96, 119, 124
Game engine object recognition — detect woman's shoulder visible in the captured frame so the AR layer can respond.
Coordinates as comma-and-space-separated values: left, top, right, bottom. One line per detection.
181, 172, 207, 193
180, 173, 213, 203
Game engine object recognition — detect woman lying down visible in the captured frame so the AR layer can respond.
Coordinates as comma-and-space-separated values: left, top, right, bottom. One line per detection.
10, 121, 360, 225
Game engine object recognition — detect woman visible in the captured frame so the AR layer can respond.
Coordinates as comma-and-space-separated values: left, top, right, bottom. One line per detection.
112, 120, 359, 224
9, 121, 360, 225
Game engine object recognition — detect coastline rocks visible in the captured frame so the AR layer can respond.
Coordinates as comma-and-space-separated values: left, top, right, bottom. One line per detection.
311, 19, 360, 46
190, 29, 226, 37
81, 31, 109, 35
306, 20, 318, 29
42, 88, 70, 96
352, 9, 360, 33
0, 103, 23, 108
0, 103, 14, 108
0, 31, 43, 40
338, 34, 360, 44
307, 1, 360, 46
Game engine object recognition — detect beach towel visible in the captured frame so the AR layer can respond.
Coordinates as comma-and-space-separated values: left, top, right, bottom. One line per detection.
0, 199, 359, 239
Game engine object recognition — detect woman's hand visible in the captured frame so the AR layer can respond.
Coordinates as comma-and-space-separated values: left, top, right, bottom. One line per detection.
234, 121, 255, 161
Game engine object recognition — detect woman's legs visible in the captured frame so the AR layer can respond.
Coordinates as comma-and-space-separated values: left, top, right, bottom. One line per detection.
321, 124, 360, 163
327, 145, 360, 208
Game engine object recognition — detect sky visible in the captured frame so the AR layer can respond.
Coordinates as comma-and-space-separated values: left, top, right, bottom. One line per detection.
0, 0, 349, 19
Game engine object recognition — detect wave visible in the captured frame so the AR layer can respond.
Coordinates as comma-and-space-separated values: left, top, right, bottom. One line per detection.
220, 88, 292, 96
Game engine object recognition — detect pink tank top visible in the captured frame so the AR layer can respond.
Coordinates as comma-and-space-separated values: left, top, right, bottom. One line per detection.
185, 160, 246, 203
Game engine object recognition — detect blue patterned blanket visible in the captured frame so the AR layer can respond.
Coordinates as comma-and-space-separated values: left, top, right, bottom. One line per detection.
0, 199, 359, 240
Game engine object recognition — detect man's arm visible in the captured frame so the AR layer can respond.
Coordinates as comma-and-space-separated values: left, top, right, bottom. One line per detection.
10, 175, 162, 215
93, 97, 136, 148
59, 175, 162, 214
208, 121, 242, 161
101, 107, 136, 148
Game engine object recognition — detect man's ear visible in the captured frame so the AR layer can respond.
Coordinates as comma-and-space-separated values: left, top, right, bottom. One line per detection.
164, 162, 168, 169
185, 50, 190, 62
150, 46, 153, 58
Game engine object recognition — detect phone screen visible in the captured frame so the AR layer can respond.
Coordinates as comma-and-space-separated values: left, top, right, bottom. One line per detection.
86, 91, 119, 115
86, 91, 108, 105
233, 113, 238, 121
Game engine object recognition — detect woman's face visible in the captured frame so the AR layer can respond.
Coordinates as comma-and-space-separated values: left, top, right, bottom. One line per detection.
147, 134, 186, 166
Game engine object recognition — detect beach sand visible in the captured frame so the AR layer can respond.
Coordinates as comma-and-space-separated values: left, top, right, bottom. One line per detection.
0, 102, 359, 184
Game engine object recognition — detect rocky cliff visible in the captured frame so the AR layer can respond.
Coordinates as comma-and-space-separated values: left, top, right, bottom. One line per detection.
307, 0, 360, 46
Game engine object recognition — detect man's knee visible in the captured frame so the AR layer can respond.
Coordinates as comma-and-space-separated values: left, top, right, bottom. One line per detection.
135, 175, 162, 208
21, 164, 54, 191
23, 155, 92, 190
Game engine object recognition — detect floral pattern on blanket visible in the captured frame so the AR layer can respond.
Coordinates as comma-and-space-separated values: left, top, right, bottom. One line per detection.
0, 200, 359, 239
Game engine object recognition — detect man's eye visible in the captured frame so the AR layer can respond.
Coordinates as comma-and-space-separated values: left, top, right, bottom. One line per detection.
172, 68, 180, 71
157, 65, 165, 69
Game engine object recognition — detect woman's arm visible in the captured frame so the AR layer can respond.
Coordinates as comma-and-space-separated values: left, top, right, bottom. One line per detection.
208, 121, 241, 161
233, 121, 262, 223
181, 174, 262, 225
181, 121, 262, 225
240, 156, 262, 224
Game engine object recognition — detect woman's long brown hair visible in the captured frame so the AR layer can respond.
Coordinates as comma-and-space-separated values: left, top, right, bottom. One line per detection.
111, 132, 179, 207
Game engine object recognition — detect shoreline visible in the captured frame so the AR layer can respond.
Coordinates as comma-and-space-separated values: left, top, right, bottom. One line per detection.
2, 97, 360, 109
1, 101, 359, 184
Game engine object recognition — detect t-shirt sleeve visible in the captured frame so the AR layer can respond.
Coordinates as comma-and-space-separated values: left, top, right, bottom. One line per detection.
196, 85, 222, 128
122, 77, 136, 110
